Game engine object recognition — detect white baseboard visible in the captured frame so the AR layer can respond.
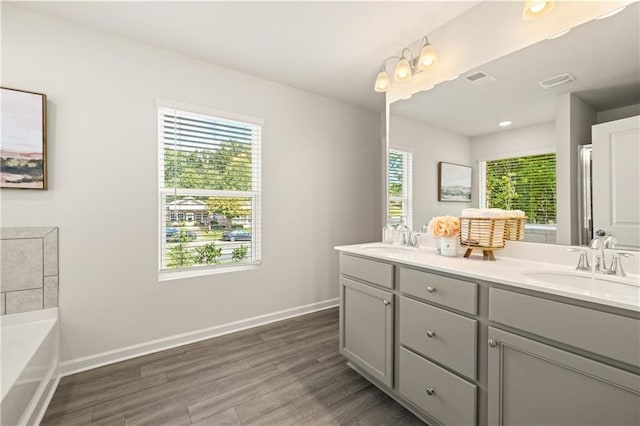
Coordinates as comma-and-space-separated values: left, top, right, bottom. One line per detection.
59, 298, 338, 377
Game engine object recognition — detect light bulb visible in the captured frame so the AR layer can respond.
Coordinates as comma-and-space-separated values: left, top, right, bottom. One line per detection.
394, 58, 412, 82
418, 43, 438, 71
530, 2, 545, 13
374, 71, 390, 92
523, 0, 554, 20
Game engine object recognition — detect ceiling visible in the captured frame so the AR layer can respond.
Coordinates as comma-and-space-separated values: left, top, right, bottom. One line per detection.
391, 2, 640, 138
10, 1, 480, 112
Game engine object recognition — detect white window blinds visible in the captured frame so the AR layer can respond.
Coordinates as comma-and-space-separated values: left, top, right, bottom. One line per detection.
482, 152, 556, 225
158, 106, 262, 277
388, 149, 413, 229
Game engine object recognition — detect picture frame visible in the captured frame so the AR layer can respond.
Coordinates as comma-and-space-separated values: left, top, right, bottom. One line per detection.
1, 87, 47, 190
438, 161, 471, 202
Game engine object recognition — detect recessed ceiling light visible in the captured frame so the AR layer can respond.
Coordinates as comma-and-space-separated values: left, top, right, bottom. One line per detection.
499, 121, 512, 127
595, 6, 626, 20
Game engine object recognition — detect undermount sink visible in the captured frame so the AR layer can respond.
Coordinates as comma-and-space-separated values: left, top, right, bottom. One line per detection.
360, 244, 416, 254
523, 270, 640, 300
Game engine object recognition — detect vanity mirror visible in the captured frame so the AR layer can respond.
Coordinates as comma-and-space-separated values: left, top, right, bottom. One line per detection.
389, 2, 640, 250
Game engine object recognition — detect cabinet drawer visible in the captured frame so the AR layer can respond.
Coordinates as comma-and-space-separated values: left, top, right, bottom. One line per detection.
399, 347, 476, 426
489, 288, 640, 367
340, 254, 394, 289
400, 296, 477, 379
400, 267, 477, 314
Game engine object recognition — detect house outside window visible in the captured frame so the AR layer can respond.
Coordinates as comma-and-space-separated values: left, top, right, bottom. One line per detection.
479, 151, 556, 243
158, 102, 262, 279
388, 148, 413, 230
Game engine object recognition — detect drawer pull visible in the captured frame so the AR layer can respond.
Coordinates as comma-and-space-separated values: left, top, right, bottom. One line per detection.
383, 299, 391, 305
426, 286, 436, 293
488, 339, 498, 348
426, 330, 436, 338
426, 387, 436, 396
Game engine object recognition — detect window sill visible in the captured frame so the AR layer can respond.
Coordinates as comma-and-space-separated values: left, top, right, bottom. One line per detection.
158, 261, 261, 282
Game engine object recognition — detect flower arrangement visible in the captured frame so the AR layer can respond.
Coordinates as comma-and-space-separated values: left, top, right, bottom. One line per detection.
427, 215, 460, 238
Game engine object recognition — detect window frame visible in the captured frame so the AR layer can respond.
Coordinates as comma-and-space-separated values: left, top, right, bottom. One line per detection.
156, 99, 263, 280
388, 147, 413, 230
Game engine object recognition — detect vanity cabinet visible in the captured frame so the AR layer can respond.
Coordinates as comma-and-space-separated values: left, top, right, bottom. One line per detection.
337, 251, 640, 426
488, 287, 640, 426
339, 263, 394, 387
487, 327, 640, 426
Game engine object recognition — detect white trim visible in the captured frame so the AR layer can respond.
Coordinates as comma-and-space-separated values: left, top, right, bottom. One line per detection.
159, 261, 261, 281
156, 98, 264, 126
475, 148, 556, 163
389, 144, 415, 154
59, 298, 339, 377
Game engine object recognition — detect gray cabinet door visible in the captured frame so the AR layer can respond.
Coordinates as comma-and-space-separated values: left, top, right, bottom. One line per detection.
340, 277, 393, 387
488, 327, 640, 426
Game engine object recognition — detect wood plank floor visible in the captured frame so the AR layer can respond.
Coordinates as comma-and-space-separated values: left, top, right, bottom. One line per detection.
43, 307, 425, 425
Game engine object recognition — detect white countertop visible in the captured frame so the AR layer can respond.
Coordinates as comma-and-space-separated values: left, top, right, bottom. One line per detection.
335, 243, 640, 313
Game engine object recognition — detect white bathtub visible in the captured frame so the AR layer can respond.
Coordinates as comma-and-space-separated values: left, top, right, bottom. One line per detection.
1, 308, 59, 426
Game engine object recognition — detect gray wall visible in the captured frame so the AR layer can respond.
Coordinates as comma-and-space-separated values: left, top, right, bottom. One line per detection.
389, 115, 471, 230
0, 227, 59, 315
0, 6, 381, 363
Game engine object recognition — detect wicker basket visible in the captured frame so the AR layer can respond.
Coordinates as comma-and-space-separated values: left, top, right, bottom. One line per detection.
460, 217, 507, 248
505, 217, 526, 241
459, 217, 507, 260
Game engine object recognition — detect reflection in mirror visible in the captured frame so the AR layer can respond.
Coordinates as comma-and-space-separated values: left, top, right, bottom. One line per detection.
389, 3, 640, 249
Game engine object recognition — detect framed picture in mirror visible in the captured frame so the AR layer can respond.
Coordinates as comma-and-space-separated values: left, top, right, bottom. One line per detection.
0, 87, 47, 190
438, 161, 471, 202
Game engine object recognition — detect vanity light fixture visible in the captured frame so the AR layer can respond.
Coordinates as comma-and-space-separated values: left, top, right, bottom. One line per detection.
417, 36, 438, 70
373, 35, 439, 93
498, 121, 513, 127
522, 0, 555, 20
394, 48, 414, 82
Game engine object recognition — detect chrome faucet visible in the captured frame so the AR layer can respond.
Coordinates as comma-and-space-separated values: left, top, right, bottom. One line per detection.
567, 248, 590, 271
588, 238, 606, 272
606, 252, 634, 277
401, 231, 419, 247
587, 236, 634, 277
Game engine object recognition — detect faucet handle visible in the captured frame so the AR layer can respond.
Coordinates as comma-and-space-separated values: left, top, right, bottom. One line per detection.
567, 248, 590, 271
607, 252, 634, 277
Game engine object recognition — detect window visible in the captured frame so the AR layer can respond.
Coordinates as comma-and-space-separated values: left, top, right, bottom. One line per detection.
158, 104, 262, 278
480, 152, 556, 225
388, 148, 413, 229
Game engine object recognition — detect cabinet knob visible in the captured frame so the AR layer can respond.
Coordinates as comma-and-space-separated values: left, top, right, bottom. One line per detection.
426, 286, 436, 293
426, 387, 436, 396
383, 300, 391, 305
426, 330, 436, 338
488, 339, 498, 348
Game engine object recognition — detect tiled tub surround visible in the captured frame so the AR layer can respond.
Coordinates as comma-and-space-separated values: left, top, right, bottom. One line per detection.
0, 227, 59, 315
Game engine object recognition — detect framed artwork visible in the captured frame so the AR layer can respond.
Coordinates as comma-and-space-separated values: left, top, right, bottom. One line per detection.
1, 87, 47, 190
438, 161, 471, 202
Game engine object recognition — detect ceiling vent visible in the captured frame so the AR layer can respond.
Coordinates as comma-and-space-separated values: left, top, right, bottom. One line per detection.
538, 73, 576, 89
464, 71, 497, 84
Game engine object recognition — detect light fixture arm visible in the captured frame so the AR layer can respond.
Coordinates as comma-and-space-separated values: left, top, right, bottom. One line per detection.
380, 56, 401, 73
400, 48, 415, 64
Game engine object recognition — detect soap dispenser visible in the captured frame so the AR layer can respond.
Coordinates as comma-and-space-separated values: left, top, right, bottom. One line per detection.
382, 221, 394, 244
396, 217, 409, 245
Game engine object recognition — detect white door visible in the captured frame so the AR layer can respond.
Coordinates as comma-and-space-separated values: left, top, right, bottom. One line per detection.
592, 115, 640, 248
